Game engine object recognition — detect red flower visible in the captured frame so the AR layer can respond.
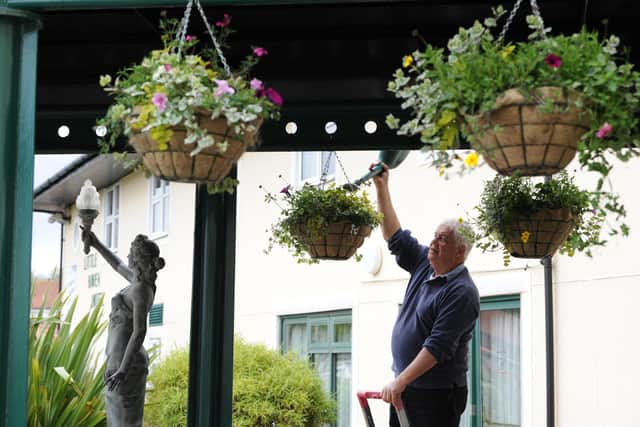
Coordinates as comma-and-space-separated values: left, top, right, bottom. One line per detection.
544, 53, 562, 68
253, 47, 268, 57
265, 88, 283, 106
215, 13, 231, 28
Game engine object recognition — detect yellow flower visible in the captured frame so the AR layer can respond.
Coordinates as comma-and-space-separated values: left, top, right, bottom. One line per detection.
464, 151, 479, 168
500, 45, 516, 60
521, 230, 531, 244
403, 55, 413, 68
130, 105, 155, 131
458, 217, 464, 224
149, 126, 173, 148
438, 166, 446, 177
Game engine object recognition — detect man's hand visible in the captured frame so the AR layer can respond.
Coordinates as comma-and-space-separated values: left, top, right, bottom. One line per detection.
371, 161, 390, 189
381, 378, 406, 410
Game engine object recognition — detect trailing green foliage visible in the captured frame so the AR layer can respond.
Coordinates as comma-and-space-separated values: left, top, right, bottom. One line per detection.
265, 183, 383, 264
28, 293, 107, 427
387, 5, 640, 178
467, 172, 627, 265
144, 338, 336, 427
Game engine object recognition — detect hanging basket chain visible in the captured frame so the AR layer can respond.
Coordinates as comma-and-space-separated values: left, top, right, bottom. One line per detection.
319, 151, 352, 187
334, 152, 352, 185
194, 0, 232, 77
176, 0, 232, 77
497, 0, 547, 44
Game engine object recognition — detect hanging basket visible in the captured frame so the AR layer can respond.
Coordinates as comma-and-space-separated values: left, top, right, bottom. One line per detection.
296, 222, 372, 260
504, 207, 575, 258
470, 87, 590, 176
128, 107, 262, 184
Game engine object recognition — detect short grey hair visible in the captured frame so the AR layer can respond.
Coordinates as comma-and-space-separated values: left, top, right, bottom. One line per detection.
439, 218, 474, 261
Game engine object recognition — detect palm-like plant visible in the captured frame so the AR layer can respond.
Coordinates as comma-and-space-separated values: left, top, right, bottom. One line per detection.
28, 293, 107, 427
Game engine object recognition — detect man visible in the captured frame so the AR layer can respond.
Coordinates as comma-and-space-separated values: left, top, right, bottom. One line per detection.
373, 162, 479, 427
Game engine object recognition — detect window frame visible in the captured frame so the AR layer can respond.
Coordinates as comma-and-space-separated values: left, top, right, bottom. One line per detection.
103, 184, 120, 251
466, 294, 521, 427
294, 151, 337, 186
149, 176, 170, 239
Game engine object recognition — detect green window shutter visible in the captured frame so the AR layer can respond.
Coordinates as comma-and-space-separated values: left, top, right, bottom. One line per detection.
149, 303, 164, 326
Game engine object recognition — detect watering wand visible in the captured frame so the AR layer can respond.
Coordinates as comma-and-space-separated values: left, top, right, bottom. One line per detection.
343, 150, 410, 191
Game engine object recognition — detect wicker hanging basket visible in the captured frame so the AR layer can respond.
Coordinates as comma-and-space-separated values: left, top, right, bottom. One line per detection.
504, 207, 575, 258
296, 222, 372, 260
470, 87, 590, 176
128, 107, 262, 184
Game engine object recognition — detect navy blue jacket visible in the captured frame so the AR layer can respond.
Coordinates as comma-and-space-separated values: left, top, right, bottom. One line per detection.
389, 228, 479, 389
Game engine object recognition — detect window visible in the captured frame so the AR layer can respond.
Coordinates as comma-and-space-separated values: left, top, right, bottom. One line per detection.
149, 303, 164, 327
91, 292, 105, 308
149, 176, 170, 236
281, 311, 351, 427
296, 151, 336, 184
87, 273, 100, 288
461, 295, 521, 427
103, 185, 119, 250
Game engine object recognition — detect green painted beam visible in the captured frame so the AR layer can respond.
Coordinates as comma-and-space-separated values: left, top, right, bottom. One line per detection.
8, 0, 388, 10
0, 7, 40, 427
188, 180, 236, 426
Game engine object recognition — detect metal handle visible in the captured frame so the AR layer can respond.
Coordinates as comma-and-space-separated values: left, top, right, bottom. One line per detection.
356, 391, 410, 427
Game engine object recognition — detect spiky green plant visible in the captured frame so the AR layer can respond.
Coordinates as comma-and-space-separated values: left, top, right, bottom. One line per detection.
28, 293, 108, 427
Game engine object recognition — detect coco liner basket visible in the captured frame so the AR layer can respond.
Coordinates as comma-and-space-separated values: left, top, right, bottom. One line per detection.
505, 207, 575, 258
297, 222, 372, 260
129, 108, 262, 184
471, 87, 590, 176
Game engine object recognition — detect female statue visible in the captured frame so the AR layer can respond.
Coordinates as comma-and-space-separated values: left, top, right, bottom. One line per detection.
83, 231, 165, 427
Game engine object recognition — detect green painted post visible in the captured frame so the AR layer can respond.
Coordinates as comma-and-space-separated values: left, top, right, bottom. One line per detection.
188, 180, 236, 426
0, 6, 40, 427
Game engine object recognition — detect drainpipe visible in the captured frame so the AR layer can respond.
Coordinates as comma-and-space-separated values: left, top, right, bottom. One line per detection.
543, 173, 555, 427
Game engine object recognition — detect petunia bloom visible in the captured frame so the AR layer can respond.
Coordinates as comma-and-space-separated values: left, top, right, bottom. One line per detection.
152, 92, 168, 112
164, 64, 172, 72
280, 184, 291, 196
596, 122, 613, 139
250, 78, 264, 91
253, 47, 268, 57
215, 13, 231, 27
185, 35, 195, 42
214, 79, 235, 97
544, 53, 562, 68
265, 87, 283, 106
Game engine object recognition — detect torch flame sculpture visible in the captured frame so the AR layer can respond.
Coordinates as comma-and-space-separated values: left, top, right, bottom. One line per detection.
76, 180, 100, 255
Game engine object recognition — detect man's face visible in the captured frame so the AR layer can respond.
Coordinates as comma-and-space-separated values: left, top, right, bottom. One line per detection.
428, 225, 462, 275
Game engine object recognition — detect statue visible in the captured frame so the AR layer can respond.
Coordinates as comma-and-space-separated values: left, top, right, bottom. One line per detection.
82, 230, 165, 427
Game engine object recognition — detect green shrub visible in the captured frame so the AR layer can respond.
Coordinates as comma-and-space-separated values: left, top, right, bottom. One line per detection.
144, 337, 336, 427
28, 293, 107, 427
144, 348, 190, 427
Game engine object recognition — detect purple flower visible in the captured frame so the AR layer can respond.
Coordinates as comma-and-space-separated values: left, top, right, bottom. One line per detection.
253, 47, 268, 57
596, 122, 613, 139
280, 185, 291, 196
214, 79, 235, 97
544, 53, 562, 68
265, 87, 283, 106
185, 35, 195, 42
250, 78, 264, 91
152, 92, 168, 112
215, 13, 231, 27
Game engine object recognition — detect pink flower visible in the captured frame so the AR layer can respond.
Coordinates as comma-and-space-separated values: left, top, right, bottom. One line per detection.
265, 87, 283, 106
215, 13, 231, 27
185, 35, 195, 41
596, 122, 613, 139
214, 79, 235, 97
280, 185, 291, 196
250, 78, 264, 91
164, 64, 172, 72
152, 92, 168, 112
544, 53, 562, 68
253, 47, 268, 57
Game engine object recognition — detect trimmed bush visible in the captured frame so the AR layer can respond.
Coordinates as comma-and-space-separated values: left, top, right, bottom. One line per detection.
144, 337, 336, 427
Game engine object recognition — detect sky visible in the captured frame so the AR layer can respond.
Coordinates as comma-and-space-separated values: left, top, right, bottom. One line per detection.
32, 154, 83, 277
